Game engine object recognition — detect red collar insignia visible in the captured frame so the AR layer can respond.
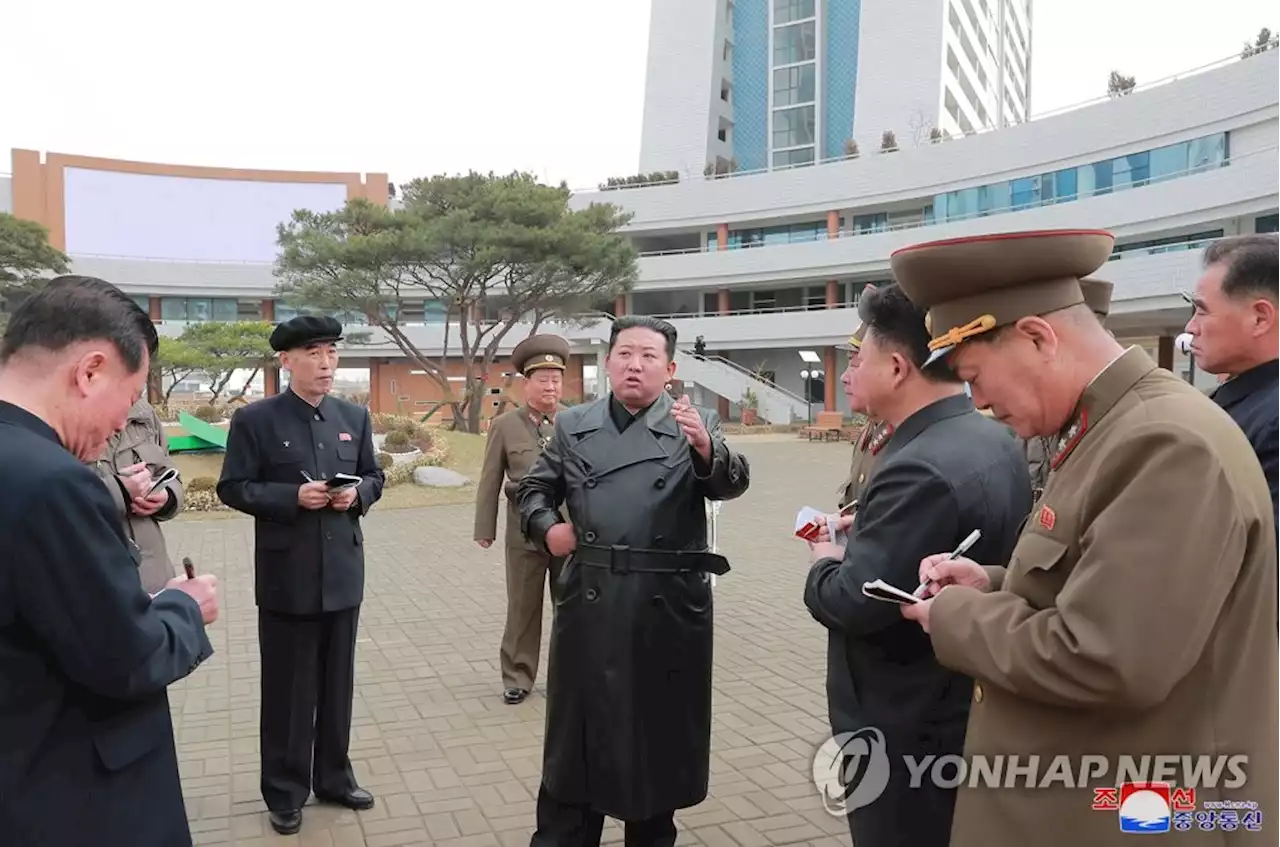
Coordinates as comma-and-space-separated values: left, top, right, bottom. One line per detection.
867, 422, 893, 455
1050, 409, 1088, 470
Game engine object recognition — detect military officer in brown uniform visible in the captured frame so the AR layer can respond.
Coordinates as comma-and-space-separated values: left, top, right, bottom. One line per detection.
475, 334, 569, 705
1024, 278, 1113, 499
894, 229, 1277, 847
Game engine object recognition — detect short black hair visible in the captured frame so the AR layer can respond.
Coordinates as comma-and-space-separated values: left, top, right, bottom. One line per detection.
863, 283, 960, 383
1, 275, 159, 372
1203, 235, 1278, 302
609, 315, 677, 360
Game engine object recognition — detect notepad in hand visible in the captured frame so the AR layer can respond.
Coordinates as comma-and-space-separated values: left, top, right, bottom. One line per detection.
861, 579, 920, 605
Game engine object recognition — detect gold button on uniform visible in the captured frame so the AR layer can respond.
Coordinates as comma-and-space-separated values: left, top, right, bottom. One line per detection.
974, 683, 984, 703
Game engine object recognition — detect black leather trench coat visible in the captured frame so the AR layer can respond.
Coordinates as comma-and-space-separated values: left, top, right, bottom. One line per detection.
518, 392, 750, 820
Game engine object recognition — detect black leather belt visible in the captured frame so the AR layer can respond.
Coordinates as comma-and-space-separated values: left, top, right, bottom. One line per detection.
575, 544, 730, 576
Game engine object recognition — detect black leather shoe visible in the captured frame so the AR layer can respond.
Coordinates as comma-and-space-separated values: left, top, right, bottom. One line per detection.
269, 809, 302, 835
315, 788, 375, 811
503, 687, 529, 704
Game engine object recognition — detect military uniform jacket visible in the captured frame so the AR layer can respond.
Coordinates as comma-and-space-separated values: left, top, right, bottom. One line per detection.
837, 418, 891, 508
930, 347, 1279, 847
516, 392, 750, 820
217, 390, 385, 615
805, 395, 1032, 739
91, 399, 185, 593
474, 405, 557, 550
0, 402, 213, 847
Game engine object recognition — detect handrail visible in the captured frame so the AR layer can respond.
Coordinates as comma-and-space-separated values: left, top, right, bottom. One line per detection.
568, 49, 1269, 192
681, 351, 810, 405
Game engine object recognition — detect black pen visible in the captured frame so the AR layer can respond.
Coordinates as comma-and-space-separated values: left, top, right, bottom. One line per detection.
914, 529, 981, 598
182, 556, 196, 580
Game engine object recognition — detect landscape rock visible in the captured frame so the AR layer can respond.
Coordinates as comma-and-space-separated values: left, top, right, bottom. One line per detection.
413, 467, 471, 488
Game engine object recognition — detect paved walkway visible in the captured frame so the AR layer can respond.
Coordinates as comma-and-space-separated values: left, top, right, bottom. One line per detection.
167, 436, 855, 846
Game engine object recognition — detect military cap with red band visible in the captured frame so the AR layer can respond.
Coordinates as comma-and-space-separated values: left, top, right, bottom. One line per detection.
889, 229, 1116, 365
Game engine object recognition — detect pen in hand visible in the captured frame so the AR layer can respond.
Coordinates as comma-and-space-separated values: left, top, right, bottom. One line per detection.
914, 529, 982, 598
182, 556, 196, 580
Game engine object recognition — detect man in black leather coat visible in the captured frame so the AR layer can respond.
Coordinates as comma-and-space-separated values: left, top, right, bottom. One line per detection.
518, 315, 750, 847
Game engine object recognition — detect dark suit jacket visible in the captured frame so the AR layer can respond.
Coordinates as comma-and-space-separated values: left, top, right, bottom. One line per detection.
804, 394, 1032, 735
0, 402, 213, 847
217, 389, 385, 615
1211, 359, 1278, 530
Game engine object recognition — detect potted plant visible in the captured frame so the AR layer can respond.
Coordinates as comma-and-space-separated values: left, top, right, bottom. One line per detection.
741, 388, 759, 426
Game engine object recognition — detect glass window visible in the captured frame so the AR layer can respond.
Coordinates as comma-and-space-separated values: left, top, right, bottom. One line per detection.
275, 302, 299, 322
1256, 214, 1279, 234
186, 298, 212, 322
763, 225, 793, 246
1112, 151, 1150, 190
1149, 142, 1188, 182
774, 147, 815, 168
706, 230, 719, 249
773, 0, 815, 24
977, 182, 1011, 215
131, 295, 150, 313
773, 64, 816, 106
1010, 176, 1040, 210
159, 297, 187, 321
853, 213, 888, 234
1189, 133, 1227, 172
728, 290, 751, 312
212, 299, 239, 321
703, 292, 719, 314
773, 21, 816, 64
773, 105, 815, 148
423, 301, 447, 323
945, 187, 979, 221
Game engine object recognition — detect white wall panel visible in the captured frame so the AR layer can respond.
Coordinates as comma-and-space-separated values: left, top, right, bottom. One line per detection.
63, 169, 348, 262
637, 0, 720, 175
633, 149, 1277, 290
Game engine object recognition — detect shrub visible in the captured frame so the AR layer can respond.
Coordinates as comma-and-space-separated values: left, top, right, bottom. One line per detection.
384, 453, 445, 486
376, 451, 394, 470
184, 489, 228, 512
382, 430, 414, 453
187, 476, 217, 492
843, 138, 860, 157
193, 404, 223, 423
879, 130, 898, 152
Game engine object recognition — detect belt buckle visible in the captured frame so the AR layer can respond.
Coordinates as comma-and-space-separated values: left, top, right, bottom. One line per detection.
609, 544, 631, 575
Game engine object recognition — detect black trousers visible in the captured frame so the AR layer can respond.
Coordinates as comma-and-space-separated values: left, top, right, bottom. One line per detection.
531, 784, 676, 847
258, 606, 360, 812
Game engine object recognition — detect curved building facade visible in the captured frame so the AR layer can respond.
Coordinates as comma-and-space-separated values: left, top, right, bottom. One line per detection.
2, 50, 1276, 421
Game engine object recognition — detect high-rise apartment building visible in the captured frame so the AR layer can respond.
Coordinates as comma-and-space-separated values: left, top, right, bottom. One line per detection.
638, 0, 1033, 174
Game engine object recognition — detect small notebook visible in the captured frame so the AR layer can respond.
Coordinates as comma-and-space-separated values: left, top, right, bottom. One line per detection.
861, 579, 920, 605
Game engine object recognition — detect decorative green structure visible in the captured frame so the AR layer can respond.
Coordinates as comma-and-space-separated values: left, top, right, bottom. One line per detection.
166, 412, 229, 453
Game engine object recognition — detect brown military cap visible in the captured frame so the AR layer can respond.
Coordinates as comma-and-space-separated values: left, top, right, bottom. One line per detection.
1079, 278, 1114, 319
511, 333, 570, 376
838, 284, 879, 352
890, 229, 1115, 365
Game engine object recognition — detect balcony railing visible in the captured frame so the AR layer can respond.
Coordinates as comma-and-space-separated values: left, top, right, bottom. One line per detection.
632, 145, 1275, 257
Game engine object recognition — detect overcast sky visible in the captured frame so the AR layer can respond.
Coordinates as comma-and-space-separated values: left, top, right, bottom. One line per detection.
1, 0, 1274, 191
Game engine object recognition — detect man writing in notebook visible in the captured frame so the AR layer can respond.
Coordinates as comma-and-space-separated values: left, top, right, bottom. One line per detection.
803, 284, 1031, 847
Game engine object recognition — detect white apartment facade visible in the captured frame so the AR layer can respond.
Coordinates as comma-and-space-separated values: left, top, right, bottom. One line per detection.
638, 0, 1034, 177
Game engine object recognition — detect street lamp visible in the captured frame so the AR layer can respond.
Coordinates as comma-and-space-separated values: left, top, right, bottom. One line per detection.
798, 350, 821, 424
800, 369, 814, 424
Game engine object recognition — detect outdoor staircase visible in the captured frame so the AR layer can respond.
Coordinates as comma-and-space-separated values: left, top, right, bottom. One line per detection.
673, 350, 809, 425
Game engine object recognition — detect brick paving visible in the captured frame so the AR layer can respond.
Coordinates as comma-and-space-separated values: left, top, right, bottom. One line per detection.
166, 436, 855, 846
